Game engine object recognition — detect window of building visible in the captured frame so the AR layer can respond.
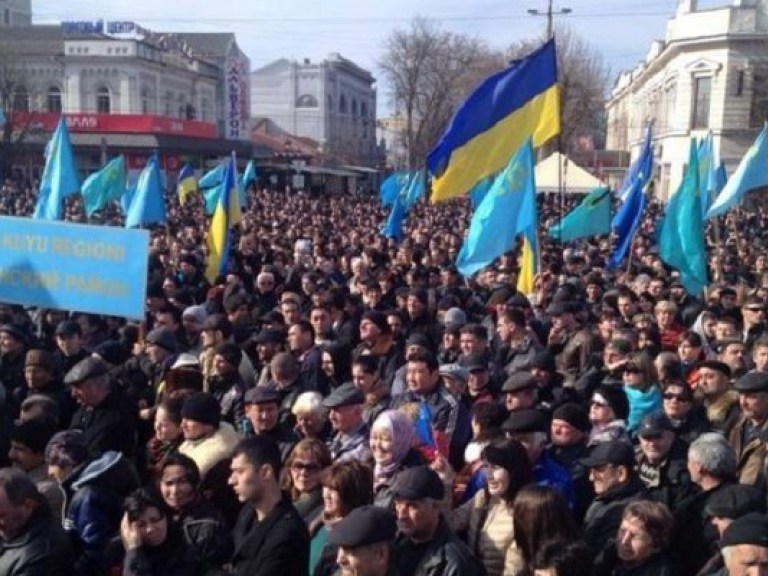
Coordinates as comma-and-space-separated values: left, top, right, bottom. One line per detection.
691, 76, 711, 129
164, 91, 173, 116
178, 94, 186, 119
200, 98, 210, 121
351, 98, 358, 117
751, 68, 768, 128
326, 94, 333, 111
361, 102, 368, 119
339, 94, 347, 114
12, 86, 29, 112
141, 87, 154, 114
736, 70, 745, 97
96, 86, 111, 114
47, 86, 62, 113
3, 9, 10, 25
296, 94, 318, 108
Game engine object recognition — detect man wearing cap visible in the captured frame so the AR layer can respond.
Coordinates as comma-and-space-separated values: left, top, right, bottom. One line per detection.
503, 408, 575, 510
323, 382, 372, 463
354, 311, 405, 388
143, 326, 179, 396
720, 512, 768, 576
53, 319, 89, 377
495, 308, 542, 376
698, 360, 742, 436
66, 356, 137, 459
460, 352, 494, 406
209, 342, 246, 427
9, 417, 63, 518
182, 304, 208, 355
405, 288, 441, 353
551, 403, 593, 522
0, 322, 31, 407
21, 348, 75, 426
636, 412, 694, 511
329, 505, 398, 576
199, 314, 256, 391
581, 440, 646, 559
177, 252, 210, 303
729, 371, 768, 488
392, 465, 486, 575
244, 386, 298, 461
252, 329, 286, 387
546, 300, 599, 384
501, 371, 539, 414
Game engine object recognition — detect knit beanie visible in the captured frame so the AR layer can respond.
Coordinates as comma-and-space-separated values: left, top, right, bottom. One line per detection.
593, 384, 630, 422
552, 403, 590, 433
181, 392, 220, 427
44, 430, 89, 468
215, 342, 243, 369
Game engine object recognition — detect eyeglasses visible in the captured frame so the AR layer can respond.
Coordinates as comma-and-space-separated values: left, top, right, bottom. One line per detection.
291, 461, 320, 473
663, 393, 690, 402
623, 365, 641, 374
590, 399, 609, 408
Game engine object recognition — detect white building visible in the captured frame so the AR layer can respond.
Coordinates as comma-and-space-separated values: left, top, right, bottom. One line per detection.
250, 53, 379, 167
606, 0, 768, 199
0, 0, 31, 27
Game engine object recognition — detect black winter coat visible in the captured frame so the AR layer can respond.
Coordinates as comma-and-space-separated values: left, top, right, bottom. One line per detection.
0, 504, 74, 576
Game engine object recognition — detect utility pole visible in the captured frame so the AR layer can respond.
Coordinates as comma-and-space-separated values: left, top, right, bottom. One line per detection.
528, 0, 571, 39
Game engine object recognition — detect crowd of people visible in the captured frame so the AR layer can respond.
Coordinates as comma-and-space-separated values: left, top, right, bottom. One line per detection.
1, 176, 768, 575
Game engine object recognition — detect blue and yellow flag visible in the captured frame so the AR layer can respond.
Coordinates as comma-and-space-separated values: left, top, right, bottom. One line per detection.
33, 117, 80, 220
81, 155, 127, 216
707, 125, 768, 219
659, 139, 708, 294
428, 39, 559, 202
205, 153, 242, 283
177, 164, 197, 206
517, 229, 538, 295
125, 154, 167, 228
457, 139, 537, 277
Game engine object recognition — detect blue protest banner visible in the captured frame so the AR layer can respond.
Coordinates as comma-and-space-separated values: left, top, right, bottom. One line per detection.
0, 216, 149, 319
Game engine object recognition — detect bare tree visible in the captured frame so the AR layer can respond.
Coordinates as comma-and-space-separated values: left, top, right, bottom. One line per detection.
508, 26, 610, 154
378, 17, 505, 169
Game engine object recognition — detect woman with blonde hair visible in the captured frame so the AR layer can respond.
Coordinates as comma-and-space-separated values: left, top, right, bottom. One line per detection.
622, 352, 662, 434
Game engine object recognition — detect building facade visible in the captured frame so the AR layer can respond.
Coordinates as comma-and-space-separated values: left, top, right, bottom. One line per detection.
0, 21, 251, 179
0, 0, 31, 27
605, 0, 768, 199
250, 53, 379, 168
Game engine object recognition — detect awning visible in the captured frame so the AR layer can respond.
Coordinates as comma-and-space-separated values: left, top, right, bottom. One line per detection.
302, 166, 359, 177
341, 165, 379, 175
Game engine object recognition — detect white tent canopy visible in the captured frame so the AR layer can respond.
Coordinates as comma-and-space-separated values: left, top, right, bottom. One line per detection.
534, 151, 603, 194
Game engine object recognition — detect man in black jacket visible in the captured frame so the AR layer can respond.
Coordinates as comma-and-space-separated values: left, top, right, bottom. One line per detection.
0, 468, 73, 576
581, 440, 646, 560
228, 436, 309, 575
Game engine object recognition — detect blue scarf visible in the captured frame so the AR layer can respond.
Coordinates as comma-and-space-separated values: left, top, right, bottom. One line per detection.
624, 385, 663, 432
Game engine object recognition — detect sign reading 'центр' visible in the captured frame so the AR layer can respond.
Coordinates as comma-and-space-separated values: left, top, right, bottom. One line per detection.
0, 216, 149, 319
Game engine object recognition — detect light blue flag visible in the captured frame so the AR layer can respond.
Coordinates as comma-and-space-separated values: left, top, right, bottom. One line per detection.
607, 176, 646, 269
403, 169, 426, 208
125, 154, 167, 228
239, 159, 257, 207
707, 125, 768, 219
120, 185, 136, 216
380, 171, 412, 207
616, 124, 653, 201
81, 156, 127, 216
697, 131, 716, 220
381, 194, 407, 241
33, 117, 80, 220
199, 163, 224, 189
548, 187, 612, 242
456, 139, 536, 277
469, 177, 494, 209
659, 139, 708, 294
0, 108, 5, 125
202, 188, 219, 215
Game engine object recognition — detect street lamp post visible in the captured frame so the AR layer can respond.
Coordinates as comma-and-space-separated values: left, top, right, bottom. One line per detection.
527, 0, 571, 39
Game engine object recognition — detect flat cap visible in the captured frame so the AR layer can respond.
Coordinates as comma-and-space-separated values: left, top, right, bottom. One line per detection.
438, 363, 469, 385
580, 440, 635, 468
637, 412, 675, 438
252, 329, 285, 345
328, 505, 397, 548
322, 382, 365, 409
706, 484, 767, 519
392, 465, 445, 501
0, 323, 30, 345
64, 356, 109, 386
459, 353, 488, 373
502, 371, 537, 393
507, 293, 531, 309
55, 320, 81, 337
501, 408, 547, 434
530, 351, 556, 373
406, 333, 433, 351
171, 352, 200, 370
546, 301, 576, 317
24, 349, 55, 372
721, 512, 768, 549
734, 371, 768, 393
202, 314, 230, 332
244, 385, 281, 405
145, 327, 178, 352
696, 360, 732, 378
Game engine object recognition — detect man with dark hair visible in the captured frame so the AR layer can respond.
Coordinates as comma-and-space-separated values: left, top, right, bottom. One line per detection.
228, 436, 309, 575
0, 468, 74, 575
288, 320, 328, 395
353, 311, 404, 387
53, 319, 89, 376
495, 308, 542, 375
9, 418, 62, 518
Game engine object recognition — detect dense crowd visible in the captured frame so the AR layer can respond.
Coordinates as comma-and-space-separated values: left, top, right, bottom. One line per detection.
1, 177, 768, 576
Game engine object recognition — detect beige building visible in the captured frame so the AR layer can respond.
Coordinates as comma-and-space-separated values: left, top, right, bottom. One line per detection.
606, 0, 768, 199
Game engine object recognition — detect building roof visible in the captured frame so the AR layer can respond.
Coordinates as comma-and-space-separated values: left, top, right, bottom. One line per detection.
173, 33, 235, 60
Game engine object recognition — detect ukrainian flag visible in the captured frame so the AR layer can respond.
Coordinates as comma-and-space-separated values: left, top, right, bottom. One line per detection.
428, 39, 559, 203
205, 154, 241, 283
177, 164, 197, 206
517, 230, 538, 295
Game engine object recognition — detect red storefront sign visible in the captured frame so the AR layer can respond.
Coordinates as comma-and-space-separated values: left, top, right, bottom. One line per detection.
11, 112, 218, 139
126, 154, 181, 171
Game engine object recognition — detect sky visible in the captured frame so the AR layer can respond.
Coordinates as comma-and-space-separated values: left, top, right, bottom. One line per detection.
32, 0, 729, 113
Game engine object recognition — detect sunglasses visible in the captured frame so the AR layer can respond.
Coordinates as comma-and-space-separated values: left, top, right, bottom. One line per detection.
291, 461, 320, 472
590, 399, 609, 407
663, 393, 690, 402
623, 365, 641, 374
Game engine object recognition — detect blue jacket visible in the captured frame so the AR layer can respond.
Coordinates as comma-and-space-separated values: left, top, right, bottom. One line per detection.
534, 450, 576, 510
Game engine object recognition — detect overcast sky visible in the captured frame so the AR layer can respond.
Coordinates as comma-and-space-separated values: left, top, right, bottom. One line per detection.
33, 0, 728, 111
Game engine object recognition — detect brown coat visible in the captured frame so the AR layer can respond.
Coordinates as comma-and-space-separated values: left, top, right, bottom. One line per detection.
728, 416, 768, 489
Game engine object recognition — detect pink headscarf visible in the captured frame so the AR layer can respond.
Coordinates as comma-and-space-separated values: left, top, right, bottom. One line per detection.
371, 409, 415, 488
